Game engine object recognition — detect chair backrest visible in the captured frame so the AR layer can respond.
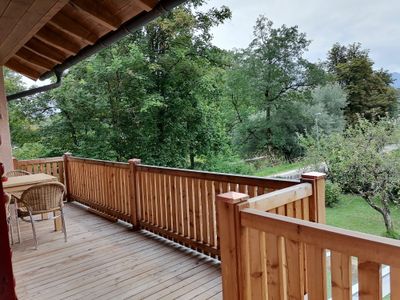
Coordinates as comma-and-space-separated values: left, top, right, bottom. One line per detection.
6, 170, 31, 177
21, 182, 66, 213
4, 193, 11, 218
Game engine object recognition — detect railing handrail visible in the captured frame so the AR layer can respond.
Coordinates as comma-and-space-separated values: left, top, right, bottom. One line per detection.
137, 163, 300, 189
241, 208, 400, 268
15, 157, 63, 164
246, 182, 312, 211
67, 156, 129, 168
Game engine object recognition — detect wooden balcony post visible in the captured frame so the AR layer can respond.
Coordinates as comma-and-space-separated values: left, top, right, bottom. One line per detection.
128, 158, 141, 229
301, 172, 326, 223
12, 157, 17, 170
63, 152, 72, 201
217, 191, 249, 300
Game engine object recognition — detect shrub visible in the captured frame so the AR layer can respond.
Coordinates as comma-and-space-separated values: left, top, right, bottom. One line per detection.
325, 180, 341, 207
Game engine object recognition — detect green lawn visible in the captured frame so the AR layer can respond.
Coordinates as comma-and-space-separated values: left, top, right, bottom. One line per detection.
254, 161, 305, 177
327, 194, 400, 237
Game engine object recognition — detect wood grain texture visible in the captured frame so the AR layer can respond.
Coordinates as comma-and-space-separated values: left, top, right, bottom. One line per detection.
12, 203, 222, 300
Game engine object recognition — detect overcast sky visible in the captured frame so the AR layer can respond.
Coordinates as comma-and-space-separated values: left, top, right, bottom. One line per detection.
24, 0, 399, 87
201, 0, 400, 72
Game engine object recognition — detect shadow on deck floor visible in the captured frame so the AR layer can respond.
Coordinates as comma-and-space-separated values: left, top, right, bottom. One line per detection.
11, 202, 222, 300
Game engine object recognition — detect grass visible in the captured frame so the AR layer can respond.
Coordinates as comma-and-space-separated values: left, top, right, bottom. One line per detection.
254, 161, 306, 177
327, 194, 400, 237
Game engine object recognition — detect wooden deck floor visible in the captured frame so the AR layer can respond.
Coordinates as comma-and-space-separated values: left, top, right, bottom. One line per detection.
11, 202, 222, 300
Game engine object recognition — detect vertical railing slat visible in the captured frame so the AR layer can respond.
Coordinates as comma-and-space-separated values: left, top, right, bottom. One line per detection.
331, 251, 352, 300
357, 260, 382, 300
305, 244, 327, 300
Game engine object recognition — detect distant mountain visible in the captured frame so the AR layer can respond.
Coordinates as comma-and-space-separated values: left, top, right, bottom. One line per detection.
391, 72, 400, 89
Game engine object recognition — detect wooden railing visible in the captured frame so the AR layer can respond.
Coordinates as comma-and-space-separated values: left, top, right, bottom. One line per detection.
13, 157, 64, 183
134, 164, 301, 256
217, 173, 400, 300
65, 156, 132, 223
14, 155, 314, 258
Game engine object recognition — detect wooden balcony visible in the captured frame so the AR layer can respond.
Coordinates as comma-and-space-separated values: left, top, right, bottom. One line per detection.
12, 203, 222, 299
10, 156, 400, 299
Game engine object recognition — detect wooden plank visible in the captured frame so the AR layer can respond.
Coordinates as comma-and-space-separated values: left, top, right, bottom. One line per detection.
207, 180, 216, 248
306, 244, 326, 300
248, 183, 312, 211
12, 204, 222, 299
358, 260, 381, 300
331, 251, 352, 300
182, 177, 189, 238
194, 179, 202, 242
137, 164, 300, 190
135, 0, 158, 11
49, 12, 98, 44
265, 233, 281, 299
285, 238, 304, 299
188, 178, 195, 240
391, 267, 400, 300
71, 0, 120, 31
176, 176, 183, 236
14, 47, 55, 69
248, 229, 267, 299
200, 179, 208, 247
36, 23, 82, 55
0, 0, 69, 66
5, 57, 41, 79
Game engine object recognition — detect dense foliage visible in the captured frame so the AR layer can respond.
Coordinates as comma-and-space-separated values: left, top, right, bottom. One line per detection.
5, 1, 398, 175
302, 119, 400, 237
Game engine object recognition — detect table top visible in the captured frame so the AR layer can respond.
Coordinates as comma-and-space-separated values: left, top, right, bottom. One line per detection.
3, 173, 57, 189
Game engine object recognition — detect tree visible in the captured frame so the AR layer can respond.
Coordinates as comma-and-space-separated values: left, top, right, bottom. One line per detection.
15, 2, 233, 169
227, 16, 326, 158
327, 43, 397, 123
302, 118, 400, 237
307, 83, 347, 135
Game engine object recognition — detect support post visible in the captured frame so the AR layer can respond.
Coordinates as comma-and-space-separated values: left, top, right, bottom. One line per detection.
216, 191, 249, 300
301, 172, 326, 223
12, 157, 17, 170
0, 68, 13, 172
63, 152, 72, 201
128, 158, 141, 229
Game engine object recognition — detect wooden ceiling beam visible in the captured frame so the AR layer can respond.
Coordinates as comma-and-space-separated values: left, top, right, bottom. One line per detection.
49, 13, 98, 45
135, 0, 159, 12
14, 47, 55, 70
25, 38, 67, 64
5, 58, 42, 80
35, 24, 82, 56
0, 0, 69, 65
70, 0, 120, 31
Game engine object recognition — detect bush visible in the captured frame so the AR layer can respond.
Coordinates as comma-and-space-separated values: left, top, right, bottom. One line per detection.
325, 181, 341, 207
200, 154, 255, 175
13, 142, 49, 160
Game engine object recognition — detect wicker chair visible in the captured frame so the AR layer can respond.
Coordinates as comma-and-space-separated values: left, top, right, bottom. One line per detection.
6, 169, 31, 177
4, 193, 14, 244
17, 182, 67, 249
6, 169, 30, 242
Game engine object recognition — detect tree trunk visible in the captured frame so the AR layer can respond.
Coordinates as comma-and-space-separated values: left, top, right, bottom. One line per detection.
189, 152, 195, 169
382, 208, 394, 233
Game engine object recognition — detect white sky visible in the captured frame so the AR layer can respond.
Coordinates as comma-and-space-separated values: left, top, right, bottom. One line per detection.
22, 0, 400, 87
201, 0, 400, 71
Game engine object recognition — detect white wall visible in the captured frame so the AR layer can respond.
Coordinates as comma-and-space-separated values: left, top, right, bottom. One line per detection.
0, 67, 13, 172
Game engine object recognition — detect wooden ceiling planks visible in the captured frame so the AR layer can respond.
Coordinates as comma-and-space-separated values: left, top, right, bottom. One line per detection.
49, 13, 98, 45
2, 0, 161, 80
25, 38, 68, 64
70, 0, 121, 31
0, 0, 69, 65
